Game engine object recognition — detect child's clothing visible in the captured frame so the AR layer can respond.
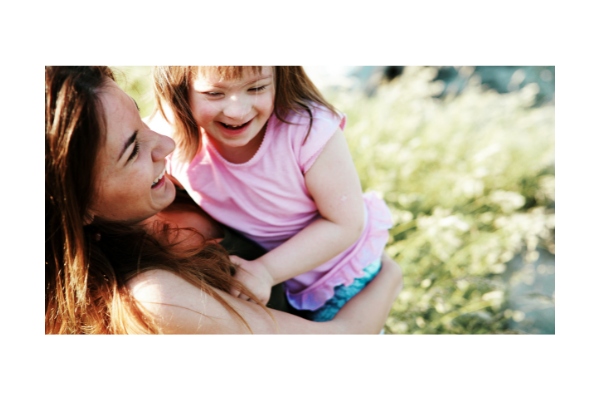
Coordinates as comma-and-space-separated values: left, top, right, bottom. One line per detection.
157, 104, 393, 313
299, 258, 382, 322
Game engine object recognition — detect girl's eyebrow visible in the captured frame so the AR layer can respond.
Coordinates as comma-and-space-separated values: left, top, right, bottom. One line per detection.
118, 130, 138, 161
210, 74, 273, 89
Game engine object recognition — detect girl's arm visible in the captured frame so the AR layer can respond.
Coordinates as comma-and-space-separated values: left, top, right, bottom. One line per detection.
127, 252, 402, 334
232, 128, 366, 301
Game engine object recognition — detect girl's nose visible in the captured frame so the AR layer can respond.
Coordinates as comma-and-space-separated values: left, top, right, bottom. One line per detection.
222, 95, 251, 122
151, 131, 176, 161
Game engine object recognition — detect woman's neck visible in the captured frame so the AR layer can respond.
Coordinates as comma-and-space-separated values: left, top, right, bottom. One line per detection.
146, 195, 224, 239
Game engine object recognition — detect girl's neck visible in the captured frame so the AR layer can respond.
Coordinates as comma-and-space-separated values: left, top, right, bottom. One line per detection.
207, 123, 267, 164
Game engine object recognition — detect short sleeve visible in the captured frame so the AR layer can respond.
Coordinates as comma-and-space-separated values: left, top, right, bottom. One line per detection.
298, 105, 347, 174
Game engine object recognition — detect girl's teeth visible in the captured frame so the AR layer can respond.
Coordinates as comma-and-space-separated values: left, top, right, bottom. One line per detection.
223, 121, 247, 129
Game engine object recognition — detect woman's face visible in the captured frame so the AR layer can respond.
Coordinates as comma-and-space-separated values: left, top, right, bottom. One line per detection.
189, 66, 275, 159
88, 80, 176, 223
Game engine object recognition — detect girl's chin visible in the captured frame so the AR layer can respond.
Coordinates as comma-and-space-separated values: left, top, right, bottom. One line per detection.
209, 132, 253, 148
222, 137, 253, 147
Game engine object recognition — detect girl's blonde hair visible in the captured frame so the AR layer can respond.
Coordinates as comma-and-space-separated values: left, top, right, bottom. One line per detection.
46, 66, 270, 334
152, 66, 337, 163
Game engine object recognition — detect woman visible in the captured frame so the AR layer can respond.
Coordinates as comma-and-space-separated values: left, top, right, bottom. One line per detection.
45, 66, 403, 334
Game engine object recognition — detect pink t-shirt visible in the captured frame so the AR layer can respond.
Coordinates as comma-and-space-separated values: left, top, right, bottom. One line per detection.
149, 104, 392, 310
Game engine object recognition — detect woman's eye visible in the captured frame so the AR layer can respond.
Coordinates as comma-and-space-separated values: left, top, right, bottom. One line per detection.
204, 92, 222, 97
249, 85, 267, 93
128, 142, 140, 162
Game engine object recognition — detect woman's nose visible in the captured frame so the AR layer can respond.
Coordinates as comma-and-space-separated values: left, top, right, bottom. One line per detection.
222, 95, 251, 122
151, 131, 176, 161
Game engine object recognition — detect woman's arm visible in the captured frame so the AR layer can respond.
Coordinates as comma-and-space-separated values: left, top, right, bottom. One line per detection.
127, 252, 403, 334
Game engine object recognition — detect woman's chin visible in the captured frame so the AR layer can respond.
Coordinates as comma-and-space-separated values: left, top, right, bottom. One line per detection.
152, 176, 177, 211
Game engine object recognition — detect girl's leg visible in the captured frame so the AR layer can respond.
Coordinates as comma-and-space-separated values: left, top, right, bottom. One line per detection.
302, 258, 383, 322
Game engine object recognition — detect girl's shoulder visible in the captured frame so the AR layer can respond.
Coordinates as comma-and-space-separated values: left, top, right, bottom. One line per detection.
278, 102, 343, 127
274, 102, 346, 174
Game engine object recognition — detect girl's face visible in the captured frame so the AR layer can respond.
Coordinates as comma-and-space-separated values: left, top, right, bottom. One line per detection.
89, 80, 176, 223
189, 67, 275, 161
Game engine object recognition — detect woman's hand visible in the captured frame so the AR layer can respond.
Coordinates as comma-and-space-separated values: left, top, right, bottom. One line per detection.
229, 256, 274, 305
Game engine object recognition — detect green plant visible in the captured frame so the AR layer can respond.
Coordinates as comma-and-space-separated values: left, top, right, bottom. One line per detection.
113, 66, 154, 118
329, 67, 554, 334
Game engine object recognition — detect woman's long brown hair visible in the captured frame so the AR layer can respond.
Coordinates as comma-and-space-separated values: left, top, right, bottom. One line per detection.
152, 66, 338, 163
45, 66, 268, 334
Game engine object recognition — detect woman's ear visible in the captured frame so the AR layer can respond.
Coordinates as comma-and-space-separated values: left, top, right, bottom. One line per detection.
83, 211, 95, 226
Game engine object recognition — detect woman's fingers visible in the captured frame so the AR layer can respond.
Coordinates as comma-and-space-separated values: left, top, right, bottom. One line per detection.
228, 256, 262, 304
258, 293, 270, 305
239, 293, 250, 301
229, 255, 242, 298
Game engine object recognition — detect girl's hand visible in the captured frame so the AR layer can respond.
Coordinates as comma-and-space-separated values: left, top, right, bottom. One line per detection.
229, 256, 274, 305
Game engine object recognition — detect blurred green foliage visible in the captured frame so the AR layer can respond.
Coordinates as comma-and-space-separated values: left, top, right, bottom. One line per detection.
331, 67, 554, 334
112, 66, 154, 118
119, 66, 555, 334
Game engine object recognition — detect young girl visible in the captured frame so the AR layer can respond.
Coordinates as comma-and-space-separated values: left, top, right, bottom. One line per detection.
148, 66, 392, 321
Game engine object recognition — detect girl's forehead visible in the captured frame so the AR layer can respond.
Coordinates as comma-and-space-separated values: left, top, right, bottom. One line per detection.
196, 66, 270, 84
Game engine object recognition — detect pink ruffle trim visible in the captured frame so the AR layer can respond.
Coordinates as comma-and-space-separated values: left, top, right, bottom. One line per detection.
285, 192, 393, 311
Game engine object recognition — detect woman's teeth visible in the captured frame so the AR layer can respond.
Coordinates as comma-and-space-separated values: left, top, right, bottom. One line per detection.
152, 168, 166, 188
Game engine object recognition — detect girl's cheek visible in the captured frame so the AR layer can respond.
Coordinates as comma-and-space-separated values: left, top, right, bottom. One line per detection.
262, 94, 276, 110
194, 107, 213, 126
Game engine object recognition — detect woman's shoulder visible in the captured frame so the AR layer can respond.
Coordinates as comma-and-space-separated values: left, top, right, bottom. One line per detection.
126, 269, 231, 334
126, 269, 280, 334
127, 269, 189, 306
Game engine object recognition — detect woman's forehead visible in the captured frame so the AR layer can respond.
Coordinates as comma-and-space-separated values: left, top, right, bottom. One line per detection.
98, 83, 138, 159
100, 80, 133, 111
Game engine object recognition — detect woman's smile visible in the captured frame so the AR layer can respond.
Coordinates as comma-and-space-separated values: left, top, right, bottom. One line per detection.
89, 80, 176, 223
151, 167, 167, 189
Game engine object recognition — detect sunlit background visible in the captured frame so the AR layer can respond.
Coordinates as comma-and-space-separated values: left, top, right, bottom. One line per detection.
115, 66, 555, 334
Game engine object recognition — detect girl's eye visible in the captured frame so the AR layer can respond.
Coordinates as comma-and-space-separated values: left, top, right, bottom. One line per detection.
128, 142, 140, 162
249, 85, 267, 93
204, 92, 222, 97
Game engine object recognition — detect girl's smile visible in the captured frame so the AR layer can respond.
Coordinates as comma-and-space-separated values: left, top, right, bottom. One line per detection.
217, 116, 254, 135
189, 66, 275, 164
